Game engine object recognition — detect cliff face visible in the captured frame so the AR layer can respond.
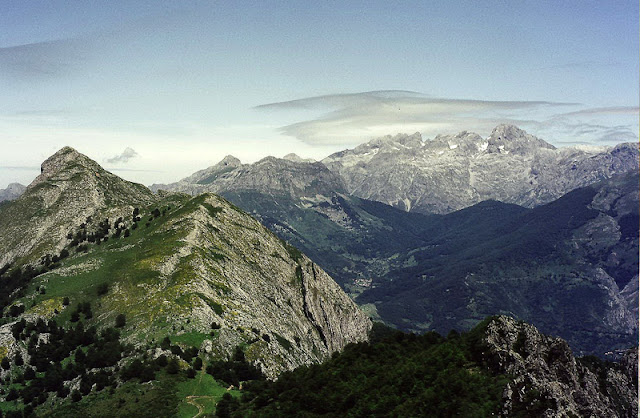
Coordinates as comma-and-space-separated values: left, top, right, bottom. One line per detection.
482, 316, 638, 417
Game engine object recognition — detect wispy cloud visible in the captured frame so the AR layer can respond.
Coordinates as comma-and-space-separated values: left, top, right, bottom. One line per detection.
518, 106, 638, 146
106, 147, 140, 164
0, 38, 91, 81
554, 106, 639, 118
257, 90, 576, 145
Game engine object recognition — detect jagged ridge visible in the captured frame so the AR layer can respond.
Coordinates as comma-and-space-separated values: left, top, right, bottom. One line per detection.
322, 125, 639, 213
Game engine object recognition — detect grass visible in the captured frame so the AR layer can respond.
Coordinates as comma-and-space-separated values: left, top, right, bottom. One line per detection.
176, 368, 240, 418
16, 195, 193, 334
171, 332, 211, 348
274, 333, 293, 352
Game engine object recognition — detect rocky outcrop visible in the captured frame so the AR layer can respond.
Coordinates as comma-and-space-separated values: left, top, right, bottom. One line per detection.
0, 183, 26, 203
482, 316, 638, 417
322, 125, 639, 214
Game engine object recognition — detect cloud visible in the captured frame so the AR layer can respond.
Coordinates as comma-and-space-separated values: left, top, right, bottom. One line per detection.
554, 106, 639, 118
0, 38, 91, 81
106, 147, 140, 164
257, 90, 575, 145
523, 107, 639, 145
596, 129, 639, 143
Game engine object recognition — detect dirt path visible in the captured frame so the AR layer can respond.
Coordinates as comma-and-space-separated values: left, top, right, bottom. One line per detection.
186, 395, 212, 418
187, 367, 208, 418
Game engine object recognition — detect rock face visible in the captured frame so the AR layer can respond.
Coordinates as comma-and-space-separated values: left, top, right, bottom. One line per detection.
322, 125, 640, 214
151, 155, 346, 201
0, 183, 26, 203
482, 316, 638, 417
0, 148, 371, 378
0, 147, 155, 267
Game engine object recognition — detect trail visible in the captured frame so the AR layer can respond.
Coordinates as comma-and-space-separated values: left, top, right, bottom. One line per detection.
185, 364, 208, 418
186, 395, 211, 418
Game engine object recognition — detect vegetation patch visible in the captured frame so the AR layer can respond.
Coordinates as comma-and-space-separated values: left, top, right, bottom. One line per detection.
171, 332, 210, 348
226, 322, 509, 417
26, 297, 64, 318
175, 370, 240, 418
202, 202, 224, 218
273, 333, 293, 352
283, 241, 303, 263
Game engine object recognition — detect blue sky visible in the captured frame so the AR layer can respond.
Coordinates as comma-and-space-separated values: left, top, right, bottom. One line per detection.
0, 0, 638, 187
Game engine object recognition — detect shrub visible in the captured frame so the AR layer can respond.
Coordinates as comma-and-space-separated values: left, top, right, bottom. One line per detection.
193, 357, 203, 370
71, 389, 82, 402
166, 358, 180, 375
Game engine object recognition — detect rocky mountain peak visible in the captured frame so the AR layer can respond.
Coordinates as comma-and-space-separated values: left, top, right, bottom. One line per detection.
488, 124, 556, 154
368, 132, 422, 149
322, 125, 637, 214
430, 130, 485, 153
0, 183, 26, 203
153, 154, 347, 200
395, 132, 423, 148
29, 146, 103, 190
217, 155, 242, 167
0, 147, 155, 266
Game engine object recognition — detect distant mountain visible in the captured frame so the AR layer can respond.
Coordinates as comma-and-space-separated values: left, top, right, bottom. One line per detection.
357, 171, 639, 356
0, 182, 26, 203
0, 147, 370, 414
151, 155, 346, 200
322, 125, 639, 214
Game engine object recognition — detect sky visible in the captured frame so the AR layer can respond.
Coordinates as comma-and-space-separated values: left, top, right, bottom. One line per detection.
0, 0, 638, 188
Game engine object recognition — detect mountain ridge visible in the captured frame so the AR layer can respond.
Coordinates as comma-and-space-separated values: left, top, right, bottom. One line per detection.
0, 147, 371, 379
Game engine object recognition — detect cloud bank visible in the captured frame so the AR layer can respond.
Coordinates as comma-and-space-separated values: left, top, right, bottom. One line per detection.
257, 91, 638, 146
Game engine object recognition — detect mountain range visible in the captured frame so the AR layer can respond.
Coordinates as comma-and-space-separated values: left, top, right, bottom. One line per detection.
0, 125, 637, 415
151, 125, 639, 356
322, 124, 639, 214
